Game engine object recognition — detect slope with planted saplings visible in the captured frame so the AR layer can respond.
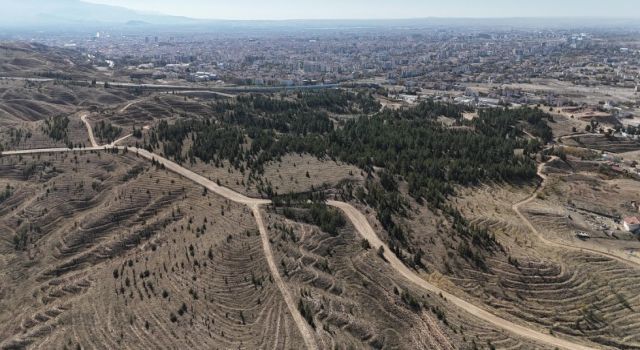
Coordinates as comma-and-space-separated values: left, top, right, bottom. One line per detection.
138, 91, 621, 347
0, 150, 308, 349
2, 73, 634, 349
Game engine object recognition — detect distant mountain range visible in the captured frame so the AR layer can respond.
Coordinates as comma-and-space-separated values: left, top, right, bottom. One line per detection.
1, 0, 639, 32
0, 0, 200, 29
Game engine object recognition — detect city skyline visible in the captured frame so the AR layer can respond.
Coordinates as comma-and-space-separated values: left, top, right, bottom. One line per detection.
84, 0, 640, 20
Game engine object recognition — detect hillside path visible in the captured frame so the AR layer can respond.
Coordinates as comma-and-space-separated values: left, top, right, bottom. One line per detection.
0, 121, 610, 350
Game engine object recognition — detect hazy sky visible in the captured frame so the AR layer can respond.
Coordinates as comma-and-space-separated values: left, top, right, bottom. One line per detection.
84, 0, 640, 20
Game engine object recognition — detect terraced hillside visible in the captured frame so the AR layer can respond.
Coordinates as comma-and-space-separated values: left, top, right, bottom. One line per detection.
107, 94, 215, 127
0, 43, 98, 79
0, 79, 148, 151
565, 134, 640, 153
1, 148, 541, 350
260, 205, 548, 349
449, 165, 640, 349
0, 151, 307, 349
1, 66, 636, 349
0, 81, 140, 122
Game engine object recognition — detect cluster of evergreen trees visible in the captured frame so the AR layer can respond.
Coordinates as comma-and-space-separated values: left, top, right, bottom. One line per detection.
296, 89, 381, 114
0, 184, 12, 204
146, 95, 548, 207
474, 107, 554, 142
147, 119, 247, 167
43, 115, 70, 142
143, 93, 552, 268
144, 90, 380, 165
323, 108, 539, 206
93, 120, 122, 143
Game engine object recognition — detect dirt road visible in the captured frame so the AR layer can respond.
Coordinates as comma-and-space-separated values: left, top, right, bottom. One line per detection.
0, 120, 607, 350
109, 133, 133, 147
170, 90, 236, 99
119, 99, 142, 113
0, 147, 103, 156
128, 147, 271, 206
80, 114, 98, 147
252, 205, 318, 350
327, 201, 597, 350
82, 114, 134, 147
109, 126, 151, 147
512, 158, 640, 268
112, 145, 309, 344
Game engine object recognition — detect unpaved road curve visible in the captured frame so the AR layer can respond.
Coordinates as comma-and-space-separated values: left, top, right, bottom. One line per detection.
170, 90, 236, 99
512, 158, 640, 268
129, 147, 271, 207
80, 114, 98, 147
0, 127, 604, 349
119, 99, 143, 113
109, 126, 149, 147
327, 201, 598, 350
252, 205, 318, 350
109, 133, 133, 147
117, 144, 309, 345
107, 147, 308, 346
82, 114, 133, 148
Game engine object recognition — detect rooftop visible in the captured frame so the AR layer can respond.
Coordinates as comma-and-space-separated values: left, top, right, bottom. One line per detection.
624, 216, 640, 225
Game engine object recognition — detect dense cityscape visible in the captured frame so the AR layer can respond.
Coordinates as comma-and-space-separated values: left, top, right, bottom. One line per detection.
17, 26, 640, 110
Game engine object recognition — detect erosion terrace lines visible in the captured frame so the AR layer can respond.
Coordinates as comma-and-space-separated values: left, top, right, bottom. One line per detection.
0, 114, 604, 350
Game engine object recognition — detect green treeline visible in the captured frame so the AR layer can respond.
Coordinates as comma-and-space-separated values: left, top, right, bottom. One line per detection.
93, 120, 122, 143
143, 92, 551, 268
146, 94, 548, 208
0, 184, 12, 204
43, 115, 70, 142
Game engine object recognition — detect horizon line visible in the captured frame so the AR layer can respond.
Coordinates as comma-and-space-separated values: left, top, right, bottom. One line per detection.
195, 16, 640, 21
80, 2, 640, 22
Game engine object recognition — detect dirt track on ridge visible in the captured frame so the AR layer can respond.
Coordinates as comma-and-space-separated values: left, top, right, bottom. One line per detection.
0, 116, 610, 350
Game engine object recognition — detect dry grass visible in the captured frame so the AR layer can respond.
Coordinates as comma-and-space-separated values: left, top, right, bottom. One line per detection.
262, 206, 545, 349
0, 151, 305, 349
445, 166, 640, 349
261, 154, 364, 196
565, 134, 640, 154
547, 113, 589, 138
0, 149, 557, 349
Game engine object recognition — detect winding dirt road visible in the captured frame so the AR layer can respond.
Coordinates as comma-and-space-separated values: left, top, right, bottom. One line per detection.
328, 201, 597, 350
119, 99, 143, 113
0, 120, 607, 350
512, 157, 640, 268
108, 133, 133, 147
82, 113, 151, 148
80, 114, 98, 148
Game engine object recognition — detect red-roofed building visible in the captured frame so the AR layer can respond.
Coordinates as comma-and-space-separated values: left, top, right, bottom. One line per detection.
623, 216, 640, 232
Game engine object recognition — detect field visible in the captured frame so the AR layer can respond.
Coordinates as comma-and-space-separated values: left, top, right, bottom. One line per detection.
0, 43, 98, 79
467, 79, 638, 105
